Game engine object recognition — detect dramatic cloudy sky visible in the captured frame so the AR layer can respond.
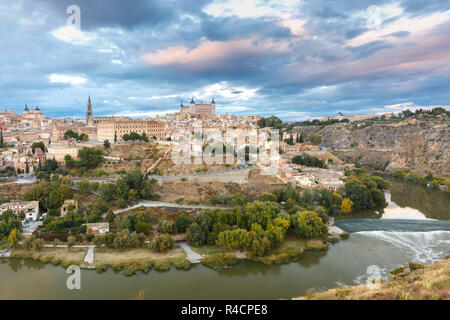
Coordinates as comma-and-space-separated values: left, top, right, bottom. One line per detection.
0, 0, 449, 120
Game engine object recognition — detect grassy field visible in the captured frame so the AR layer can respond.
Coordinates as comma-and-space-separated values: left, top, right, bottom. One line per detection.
10, 247, 87, 266
296, 259, 450, 300
94, 247, 186, 265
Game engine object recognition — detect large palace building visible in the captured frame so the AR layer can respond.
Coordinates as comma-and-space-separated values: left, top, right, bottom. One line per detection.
180, 98, 216, 117
97, 120, 166, 142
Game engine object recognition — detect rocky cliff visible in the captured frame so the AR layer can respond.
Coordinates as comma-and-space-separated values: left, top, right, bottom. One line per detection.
293, 118, 449, 176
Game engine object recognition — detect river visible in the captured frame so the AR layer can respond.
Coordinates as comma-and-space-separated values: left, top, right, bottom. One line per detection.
0, 178, 449, 299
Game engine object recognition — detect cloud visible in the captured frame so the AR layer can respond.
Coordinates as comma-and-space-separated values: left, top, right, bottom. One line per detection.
114, 109, 180, 118
49, 74, 87, 85
1, 0, 449, 120
347, 9, 450, 46
142, 37, 291, 71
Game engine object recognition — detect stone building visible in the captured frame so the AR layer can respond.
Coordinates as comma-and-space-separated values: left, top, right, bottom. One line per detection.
179, 98, 216, 117
97, 120, 166, 142
0, 201, 40, 221
22, 105, 45, 128
61, 199, 78, 218
47, 142, 79, 161
51, 125, 97, 142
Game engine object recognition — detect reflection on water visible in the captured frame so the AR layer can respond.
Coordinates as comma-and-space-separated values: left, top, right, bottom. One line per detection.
337, 178, 450, 221
382, 192, 430, 220
1, 228, 449, 300
0, 178, 448, 300
297, 251, 327, 268
386, 177, 450, 221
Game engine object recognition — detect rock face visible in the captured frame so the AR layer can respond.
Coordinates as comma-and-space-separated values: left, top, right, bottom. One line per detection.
293, 119, 449, 175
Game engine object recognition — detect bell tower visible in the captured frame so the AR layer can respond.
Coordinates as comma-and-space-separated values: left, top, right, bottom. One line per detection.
86, 96, 94, 126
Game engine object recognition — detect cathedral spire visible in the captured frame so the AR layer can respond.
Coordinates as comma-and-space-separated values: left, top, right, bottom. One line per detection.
86, 96, 94, 126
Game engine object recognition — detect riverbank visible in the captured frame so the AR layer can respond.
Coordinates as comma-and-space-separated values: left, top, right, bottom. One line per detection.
5, 234, 332, 275
295, 259, 449, 300
10, 247, 88, 267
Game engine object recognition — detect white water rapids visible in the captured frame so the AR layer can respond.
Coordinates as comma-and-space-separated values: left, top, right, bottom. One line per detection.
355, 230, 450, 263
349, 230, 450, 286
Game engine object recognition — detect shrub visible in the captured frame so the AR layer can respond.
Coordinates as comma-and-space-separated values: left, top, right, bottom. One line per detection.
123, 264, 137, 276
201, 253, 239, 271
150, 234, 174, 252
112, 261, 127, 272
339, 233, 350, 240
158, 217, 175, 233
249, 246, 301, 265
41, 255, 52, 263
174, 214, 192, 233
292, 211, 328, 239
139, 259, 154, 273
61, 260, 75, 268
154, 259, 171, 271
96, 263, 109, 273
173, 257, 192, 271
51, 257, 62, 266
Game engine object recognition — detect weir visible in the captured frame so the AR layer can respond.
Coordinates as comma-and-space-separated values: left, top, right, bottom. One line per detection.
334, 219, 450, 233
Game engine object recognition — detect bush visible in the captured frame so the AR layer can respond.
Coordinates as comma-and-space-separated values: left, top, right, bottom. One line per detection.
61, 260, 75, 268
51, 257, 62, 266
150, 234, 174, 252
154, 259, 171, 272
339, 233, 350, 240
174, 214, 192, 233
41, 255, 52, 263
96, 263, 109, 273
173, 257, 192, 270
123, 264, 137, 276
249, 246, 301, 265
292, 211, 328, 239
293, 153, 324, 168
201, 253, 239, 271
112, 261, 126, 272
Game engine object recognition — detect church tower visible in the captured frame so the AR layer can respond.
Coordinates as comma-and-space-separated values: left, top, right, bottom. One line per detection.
86, 96, 94, 126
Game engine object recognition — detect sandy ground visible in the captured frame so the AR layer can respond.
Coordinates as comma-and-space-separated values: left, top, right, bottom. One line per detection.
155, 169, 285, 203
94, 247, 186, 264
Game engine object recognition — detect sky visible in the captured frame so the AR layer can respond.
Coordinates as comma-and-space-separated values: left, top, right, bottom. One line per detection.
0, 0, 449, 120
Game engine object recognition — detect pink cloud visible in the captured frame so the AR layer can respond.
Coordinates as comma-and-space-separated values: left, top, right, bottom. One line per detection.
141, 37, 291, 71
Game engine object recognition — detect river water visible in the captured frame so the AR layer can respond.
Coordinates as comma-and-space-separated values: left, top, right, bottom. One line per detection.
0, 178, 449, 299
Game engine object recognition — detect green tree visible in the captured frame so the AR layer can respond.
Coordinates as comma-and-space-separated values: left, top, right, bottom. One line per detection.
103, 140, 111, 149
77, 147, 103, 169
135, 221, 151, 235
150, 233, 174, 252
31, 141, 46, 153
158, 217, 174, 233
293, 210, 328, 239
64, 130, 79, 140
186, 222, 208, 246
32, 238, 44, 251
78, 133, 89, 141
67, 236, 76, 250
309, 134, 322, 145
8, 229, 21, 248
174, 214, 192, 233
